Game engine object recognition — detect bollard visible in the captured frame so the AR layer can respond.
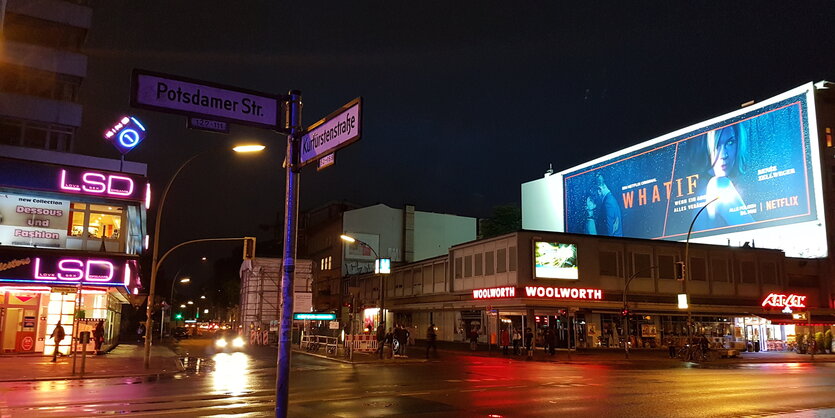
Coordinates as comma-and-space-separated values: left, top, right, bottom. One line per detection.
79, 331, 90, 378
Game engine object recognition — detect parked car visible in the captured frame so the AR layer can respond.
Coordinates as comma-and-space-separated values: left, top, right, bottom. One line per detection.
172, 327, 190, 340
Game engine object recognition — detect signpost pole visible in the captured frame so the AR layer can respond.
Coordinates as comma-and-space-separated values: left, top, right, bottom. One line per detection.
276, 90, 302, 418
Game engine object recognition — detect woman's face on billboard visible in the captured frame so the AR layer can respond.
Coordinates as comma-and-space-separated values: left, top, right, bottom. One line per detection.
712, 126, 737, 177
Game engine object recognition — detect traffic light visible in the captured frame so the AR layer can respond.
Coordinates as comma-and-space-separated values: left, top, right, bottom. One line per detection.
675, 261, 686, 280
174, 313, 183, 320
243, 236, 256, 260
621, 309, 630, 317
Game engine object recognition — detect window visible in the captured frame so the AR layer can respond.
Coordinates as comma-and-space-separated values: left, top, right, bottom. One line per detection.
67, 202, 125, 251
600, 251, 619, 276
86, 205, 123, 239
760, 261, 778, 284
454, 257, 463, 279
633, 253, 652, 277
711, 259, 729, 282
689, 257, 706, 281
496, 248, 507, 273
508, 246, 517, 271
474, 253, 483, 276
3, 13, 88, 51
464, 255, 473, 277
740, 261, 756, 284
485, 251, 494, 275
657, 255, 675, 279
0, 117, 74, 151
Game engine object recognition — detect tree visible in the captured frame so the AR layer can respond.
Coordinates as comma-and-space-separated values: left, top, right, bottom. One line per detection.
480, 205, 522, 238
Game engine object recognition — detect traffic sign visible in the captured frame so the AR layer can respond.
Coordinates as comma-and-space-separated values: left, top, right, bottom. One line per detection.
299, 97, 362, 167
131, 69, 284, 130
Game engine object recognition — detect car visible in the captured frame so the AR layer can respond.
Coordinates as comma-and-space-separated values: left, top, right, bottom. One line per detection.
214, 330, 246, 352
172, 327, 190, 340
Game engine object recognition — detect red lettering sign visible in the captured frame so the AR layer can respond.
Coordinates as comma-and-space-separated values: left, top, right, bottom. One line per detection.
524, 286, 603, 300
761, 293, 807, 309
472, 287, 516, 299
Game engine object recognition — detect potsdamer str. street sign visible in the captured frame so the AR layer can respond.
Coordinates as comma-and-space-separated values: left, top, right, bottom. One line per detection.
299, 97, 362, 167
131, 69, 283, 130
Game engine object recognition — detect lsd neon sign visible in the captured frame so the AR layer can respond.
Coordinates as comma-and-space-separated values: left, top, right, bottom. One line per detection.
0, 254, 137, 288
59, 169, 135, 198
761, 293, 807, 310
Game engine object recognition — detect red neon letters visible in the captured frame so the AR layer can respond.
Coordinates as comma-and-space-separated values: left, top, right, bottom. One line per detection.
59, 169, 134, 197
761, 293, 807, 309
473, 287, 515, 299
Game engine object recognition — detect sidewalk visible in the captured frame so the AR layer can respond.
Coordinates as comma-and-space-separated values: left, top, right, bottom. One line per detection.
0, 343, 184, 382
295, 340, 835, 366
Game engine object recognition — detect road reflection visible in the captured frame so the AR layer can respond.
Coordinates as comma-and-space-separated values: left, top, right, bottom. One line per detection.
212, 352, 251, 396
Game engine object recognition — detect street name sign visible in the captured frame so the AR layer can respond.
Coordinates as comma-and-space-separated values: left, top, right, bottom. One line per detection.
299, 97, 362, 167
131, 69, 283, 130
187, 117, 230, 134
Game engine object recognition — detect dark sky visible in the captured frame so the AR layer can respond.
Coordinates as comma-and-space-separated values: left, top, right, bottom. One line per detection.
73, 1, 835, 283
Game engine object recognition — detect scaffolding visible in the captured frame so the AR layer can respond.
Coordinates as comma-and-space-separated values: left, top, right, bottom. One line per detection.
239, 258, 312, 330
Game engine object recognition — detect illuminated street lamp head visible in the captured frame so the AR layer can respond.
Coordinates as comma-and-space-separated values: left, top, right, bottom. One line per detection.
340, 234, 356, 243
180, 304, 186, 308
200, 295, 206, 299
187, 301, 194, 305
201, 257, 207, 262
232, 144, 266, 153
179, 277, 191, 283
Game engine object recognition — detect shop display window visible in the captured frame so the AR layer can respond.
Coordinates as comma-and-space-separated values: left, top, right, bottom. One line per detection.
65, 202, 125, 252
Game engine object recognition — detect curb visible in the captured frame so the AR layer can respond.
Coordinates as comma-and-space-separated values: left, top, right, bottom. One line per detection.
0, 358, 185, 383
292, 349, 428, 364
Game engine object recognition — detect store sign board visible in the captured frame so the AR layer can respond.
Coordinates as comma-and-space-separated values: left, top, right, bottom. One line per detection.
293, 313, 336, 321
0, 254, 139, 288
299, 98, 362, 167
761, 293, 807, 309
0, 193, 70, 249
131, 69, 282, 129
472, 286, 604, 300
0, 158, 147, 202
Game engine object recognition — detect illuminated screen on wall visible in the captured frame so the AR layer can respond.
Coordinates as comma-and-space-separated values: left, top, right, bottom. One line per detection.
534, 241, 578, 279
523, 83, 826, 258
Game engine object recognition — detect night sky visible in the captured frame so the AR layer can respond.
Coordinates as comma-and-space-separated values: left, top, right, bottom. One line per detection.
71, 1, 835, 287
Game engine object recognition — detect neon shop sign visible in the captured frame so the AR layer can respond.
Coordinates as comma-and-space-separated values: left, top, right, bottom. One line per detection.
761, 293, 807, 310
473, 286, 604, 300
0, 256, 137, 287
59, 169, 135, 198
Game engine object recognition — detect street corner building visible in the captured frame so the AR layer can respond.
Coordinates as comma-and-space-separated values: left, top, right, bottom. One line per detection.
0, 146, 148, 356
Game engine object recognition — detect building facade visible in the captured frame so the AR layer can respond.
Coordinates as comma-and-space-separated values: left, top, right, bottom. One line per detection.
0, 145, 146, 354
0, 0, 91, 152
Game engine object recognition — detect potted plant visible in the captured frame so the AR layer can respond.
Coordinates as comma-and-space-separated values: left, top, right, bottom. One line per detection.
825, 329, 833, 354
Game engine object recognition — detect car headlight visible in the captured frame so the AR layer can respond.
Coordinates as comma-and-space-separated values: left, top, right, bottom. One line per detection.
215, 338, 227, 348
232, 337, 245, 348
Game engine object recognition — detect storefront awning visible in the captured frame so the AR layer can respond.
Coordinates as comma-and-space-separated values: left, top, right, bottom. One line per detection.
755, 312, 835, 325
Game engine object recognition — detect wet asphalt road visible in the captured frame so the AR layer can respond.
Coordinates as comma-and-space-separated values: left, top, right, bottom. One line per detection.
1, 338, 835, 417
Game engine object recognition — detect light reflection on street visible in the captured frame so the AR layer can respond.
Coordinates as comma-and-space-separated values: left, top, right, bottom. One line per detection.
212, 352, 251, 396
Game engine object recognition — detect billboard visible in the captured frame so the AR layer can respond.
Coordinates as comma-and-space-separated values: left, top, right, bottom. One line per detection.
534, 241, 578, 279
0, 193, 70, 249
523, 83, 826, 258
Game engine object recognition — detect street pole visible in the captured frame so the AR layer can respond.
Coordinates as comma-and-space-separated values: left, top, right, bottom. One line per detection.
622, 266, 657, 359
683, 196, 720, 351
276, 90, 302, 418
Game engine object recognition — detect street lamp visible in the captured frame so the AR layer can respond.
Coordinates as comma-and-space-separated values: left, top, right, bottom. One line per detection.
143, 144, 264, 369
187, 301, 194, 305
682, 195, 721, 348
162, 275, 190, 339
622, 265, 658, 359
340, 234, 388, 327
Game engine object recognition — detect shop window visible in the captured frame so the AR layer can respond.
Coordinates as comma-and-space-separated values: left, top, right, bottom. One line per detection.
0, 119, 22, 146
711, 258, 729, 282
66, 202, 125, 251
474, 253, 483, 276
740, 261, 756, 284
464, 255, 473, 277
485, 251, 494, 275
760, 261, 778, 284
689, 257, 706, 281
454, 257, 463, 279
599, 250, 619, 276
508, 246, 517, 271
87, 205, 123, 239
23, 125, 48, 149
657, 254, 675, 279
496, 248, 507, 273
632, 253, 652, 277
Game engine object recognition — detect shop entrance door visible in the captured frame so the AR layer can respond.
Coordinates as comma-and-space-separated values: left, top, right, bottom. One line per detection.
2, 308, 22, 352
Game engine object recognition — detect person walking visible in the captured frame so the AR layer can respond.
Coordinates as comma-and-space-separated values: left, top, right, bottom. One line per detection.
512, 329, 522, 355
50, 322, 66, 362
136, 323, 145, 343
93, 320, 105, 354
545, 326, 557, 356
524, 327, 534, 359
500, 327, 510, 355
469, 327, 479, 351
376, 323, 386, 359
425, 323, 438, 359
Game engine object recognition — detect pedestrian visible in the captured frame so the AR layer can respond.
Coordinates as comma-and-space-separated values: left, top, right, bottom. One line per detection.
403, 326, 411, 357
137, 323, 145, 343
545, 326, 557, 356
376, 322, 386, 359
393, 325, 405, 357
385, 328, 394, 358
93, 320, 105, 354
469, 327, 479, 351
426, 323, 438, 359
50, 322, 66, 362
500, 327, 510, 355
667, 336, 677, 358
512, 329, 522, 355
524, 327, 534, 359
